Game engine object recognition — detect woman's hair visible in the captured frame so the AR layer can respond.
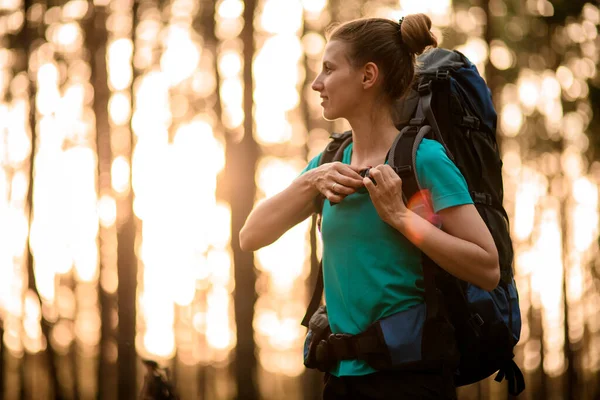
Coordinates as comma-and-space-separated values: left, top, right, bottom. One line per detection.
327, 14, 438, 101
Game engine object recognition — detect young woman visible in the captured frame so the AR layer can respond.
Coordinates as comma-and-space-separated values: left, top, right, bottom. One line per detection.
240, 14, 500, 400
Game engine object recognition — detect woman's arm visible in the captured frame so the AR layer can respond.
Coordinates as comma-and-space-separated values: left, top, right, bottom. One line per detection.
239, 173, 316, 252
239, 162, 364, 252
393, 203, 500, 291
365, 165, 500, 291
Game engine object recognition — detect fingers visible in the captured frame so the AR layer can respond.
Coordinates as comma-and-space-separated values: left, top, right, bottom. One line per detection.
380, 165, 397, 180
326, 191, 346, 204
331, 163, 364, 188
325, 164, 364, 204
318, 162, 400, 205
367, 167, 385, 185
326, 179, 348, 203
364, 165, 402, 193
329, 180, 355, 195
335, 162, 364, 176
334, 172, 364, 189
363, 176, 376, 193
370, 165, 402, 186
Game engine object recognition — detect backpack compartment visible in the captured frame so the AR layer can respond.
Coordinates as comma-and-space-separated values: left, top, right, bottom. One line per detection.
446, 89, 516, 283
436, 275, 521, 386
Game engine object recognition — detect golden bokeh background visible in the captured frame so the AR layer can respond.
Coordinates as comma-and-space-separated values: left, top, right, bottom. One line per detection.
0, 0, 599, 399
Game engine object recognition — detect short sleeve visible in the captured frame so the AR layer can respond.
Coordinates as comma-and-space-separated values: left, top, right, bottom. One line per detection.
300, 152, 323, 175
415, 139, 473, 213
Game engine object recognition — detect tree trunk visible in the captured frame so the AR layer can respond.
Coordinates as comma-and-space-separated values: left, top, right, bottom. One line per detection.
117, 1, 140, 398
229, 0, 259, 398
85, 3, 117, 399
193, 0, 221, 395
19, 0, 62, 397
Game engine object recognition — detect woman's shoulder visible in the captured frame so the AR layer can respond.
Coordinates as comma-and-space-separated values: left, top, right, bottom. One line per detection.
301, 152, 324, 175
415, 138, 448, 163
414, 138, 463, 181
417, 137, 444, 153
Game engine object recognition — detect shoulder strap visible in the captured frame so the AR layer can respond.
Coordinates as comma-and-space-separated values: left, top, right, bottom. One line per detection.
303, 130, 352, 328
313, 130, 353, 214
416, 78, 454, 161
388, 124, 443, 322
388, 124, 431, 202
302, 258, 324, 327
322, 130, 353, 162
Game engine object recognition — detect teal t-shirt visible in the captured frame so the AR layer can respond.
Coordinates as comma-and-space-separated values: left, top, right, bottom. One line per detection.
302, 138, 473, 377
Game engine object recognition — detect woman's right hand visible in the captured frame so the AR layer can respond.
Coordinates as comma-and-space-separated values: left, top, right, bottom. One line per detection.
308, 162, 365, 204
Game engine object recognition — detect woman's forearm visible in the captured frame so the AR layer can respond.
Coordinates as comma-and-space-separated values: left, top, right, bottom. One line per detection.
239, 172, 319, 252
391, 209, 500, 291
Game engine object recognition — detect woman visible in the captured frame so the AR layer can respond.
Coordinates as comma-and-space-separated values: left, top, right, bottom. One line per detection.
240, 13, 500, 400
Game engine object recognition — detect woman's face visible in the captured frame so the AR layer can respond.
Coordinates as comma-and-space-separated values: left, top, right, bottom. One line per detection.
311, 40, 364, 121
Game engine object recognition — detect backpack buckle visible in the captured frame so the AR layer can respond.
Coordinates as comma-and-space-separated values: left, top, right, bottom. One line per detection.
471, 191, 492, 206
393, 165, 413, 177
468, 313, 484, 336
327, 333, 356, 359
417, 80, 432, 94
409, 117, 426, 126
436, 70, 450, 80
462, 116, 480, 129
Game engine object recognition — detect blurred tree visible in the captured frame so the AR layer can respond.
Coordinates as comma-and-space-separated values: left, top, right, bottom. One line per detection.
17, 0, 62, 398
85, 1, 118, 399
229, 0, 260, 399
116, 1, 139, 398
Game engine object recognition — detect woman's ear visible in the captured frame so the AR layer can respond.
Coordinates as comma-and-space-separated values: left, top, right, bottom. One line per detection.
362, 62, 379, 89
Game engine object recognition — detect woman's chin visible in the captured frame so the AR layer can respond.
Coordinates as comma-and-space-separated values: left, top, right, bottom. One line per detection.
322, 109, 339, 121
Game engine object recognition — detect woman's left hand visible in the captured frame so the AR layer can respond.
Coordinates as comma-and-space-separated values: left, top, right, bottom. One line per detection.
363, 165, 408, 225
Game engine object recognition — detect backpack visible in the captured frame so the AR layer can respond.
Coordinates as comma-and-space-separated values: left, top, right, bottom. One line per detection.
139, 359, 179, 400
302, 48, 525, 396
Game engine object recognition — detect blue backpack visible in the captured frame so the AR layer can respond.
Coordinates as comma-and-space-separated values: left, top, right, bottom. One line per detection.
302, 48, 525, 396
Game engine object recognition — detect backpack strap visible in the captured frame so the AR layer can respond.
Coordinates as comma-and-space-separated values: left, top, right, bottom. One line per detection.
416, 76, 454, 161
388, 124, 435, 206
493, 280, 526, 396
302, 130, 353, 328
312, 130, 353, 215
494, 359, 526, 396
302, 259, 324, 327
388, 124, 444, 322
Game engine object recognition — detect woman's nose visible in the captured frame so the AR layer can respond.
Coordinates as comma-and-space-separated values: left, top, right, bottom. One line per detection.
311, 76, 322, 92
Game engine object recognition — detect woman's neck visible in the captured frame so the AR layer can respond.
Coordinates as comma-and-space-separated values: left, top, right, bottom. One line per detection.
348, 108, 399, 168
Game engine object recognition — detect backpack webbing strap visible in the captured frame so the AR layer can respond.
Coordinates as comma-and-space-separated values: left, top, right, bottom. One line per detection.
302, 259, 324, 327
417, 79, 454, 161
494, 359, 525, 396
325, 323, 387, 362
388, 125, 432, 202
303, 131, 353, 328
421, 254, 440, 320
493, 280, 525, 396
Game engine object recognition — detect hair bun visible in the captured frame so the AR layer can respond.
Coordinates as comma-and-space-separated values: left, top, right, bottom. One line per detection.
400, 13, 438, 55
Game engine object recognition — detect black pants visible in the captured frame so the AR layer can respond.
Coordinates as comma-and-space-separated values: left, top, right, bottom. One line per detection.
322, 369, 457, 400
